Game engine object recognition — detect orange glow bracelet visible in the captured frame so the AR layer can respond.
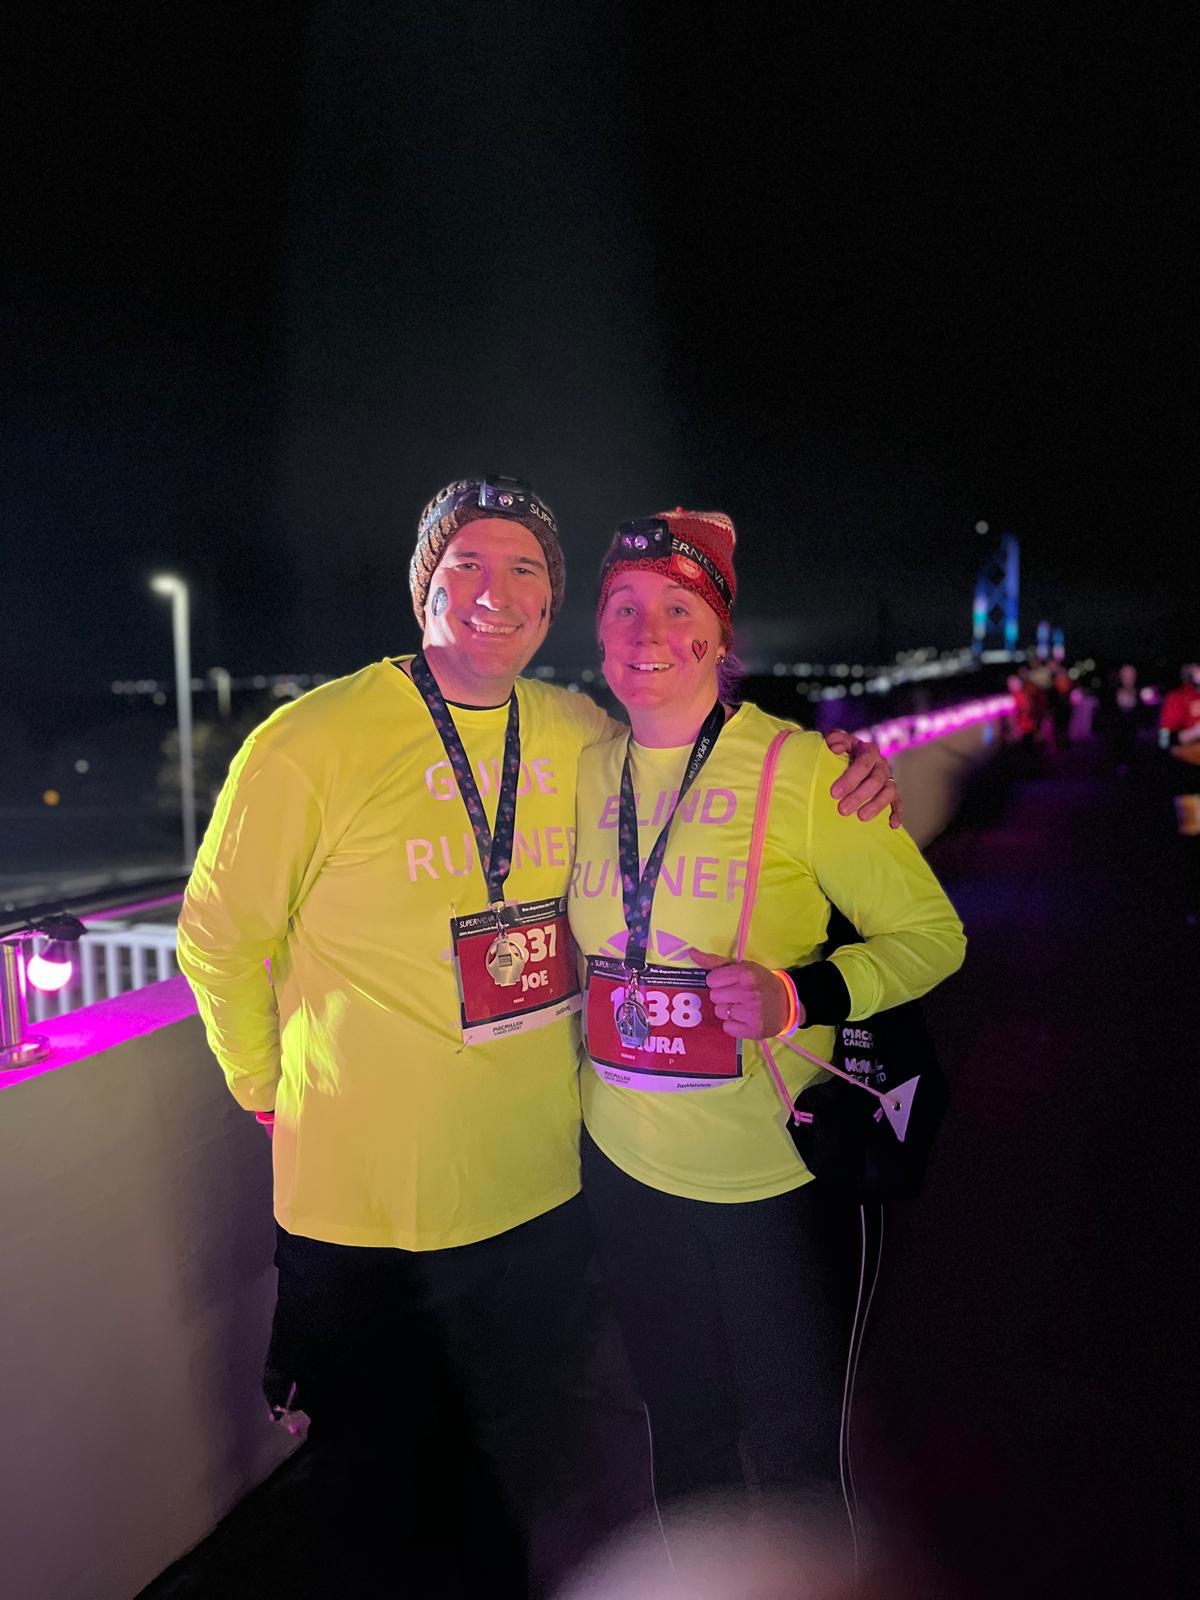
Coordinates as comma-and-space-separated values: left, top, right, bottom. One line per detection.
771, 970, 801, 1038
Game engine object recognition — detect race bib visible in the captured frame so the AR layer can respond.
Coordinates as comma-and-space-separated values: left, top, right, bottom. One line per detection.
452, 897, 581, 1045
583, 956, 742, 1092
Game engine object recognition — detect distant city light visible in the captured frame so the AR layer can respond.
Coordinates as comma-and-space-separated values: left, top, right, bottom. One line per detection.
74, 759, 90, 774
152, 691, 167, 706
42, 790, 61, 807
975, 521, 989, 534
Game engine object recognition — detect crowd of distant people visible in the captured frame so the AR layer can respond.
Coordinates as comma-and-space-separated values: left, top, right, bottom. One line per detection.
1155, 662, 1200, 922
1004, 658, 1079, 753
1003, 655, 1200, 924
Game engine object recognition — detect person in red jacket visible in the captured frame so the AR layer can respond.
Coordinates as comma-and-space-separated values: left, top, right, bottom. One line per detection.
1159, 663, 1200, 920
1159, 663, 1200, 759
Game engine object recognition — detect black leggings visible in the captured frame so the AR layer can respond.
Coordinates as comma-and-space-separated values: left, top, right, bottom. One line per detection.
581, 1128, 844, 1505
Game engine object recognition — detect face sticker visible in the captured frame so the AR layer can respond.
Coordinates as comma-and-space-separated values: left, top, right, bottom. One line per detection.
691, 639, 708, 662
431, 586, 449, 617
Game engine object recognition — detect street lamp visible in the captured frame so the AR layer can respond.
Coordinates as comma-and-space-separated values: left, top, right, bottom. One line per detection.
150, 574, 196, 867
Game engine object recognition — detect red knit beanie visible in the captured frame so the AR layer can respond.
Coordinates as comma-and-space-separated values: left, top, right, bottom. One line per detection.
597, 509, 737, 645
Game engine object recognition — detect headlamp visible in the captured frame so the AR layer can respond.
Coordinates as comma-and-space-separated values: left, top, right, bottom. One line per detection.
601, 517, 733, 609
421, 476, 557, 540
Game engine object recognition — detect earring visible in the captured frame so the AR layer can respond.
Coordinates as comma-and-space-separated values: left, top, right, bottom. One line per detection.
716, 652, 726, 664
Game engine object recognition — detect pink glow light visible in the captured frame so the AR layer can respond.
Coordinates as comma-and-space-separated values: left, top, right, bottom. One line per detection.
869, 694, 1015, 757
26, 952, 74, 992
81, 892, 184, 925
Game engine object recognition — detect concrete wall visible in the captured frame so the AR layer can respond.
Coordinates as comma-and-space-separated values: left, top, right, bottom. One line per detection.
0, 979, 294, 1600
891, 716, 1005, 847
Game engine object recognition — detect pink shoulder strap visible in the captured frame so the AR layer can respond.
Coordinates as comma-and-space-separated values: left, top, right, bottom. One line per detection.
734, 730, 793, 961
736, 729, 893, 1122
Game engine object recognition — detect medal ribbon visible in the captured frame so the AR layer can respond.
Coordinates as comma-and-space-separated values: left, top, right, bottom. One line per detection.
617, 701, 726, 971
410, 652, 522, 908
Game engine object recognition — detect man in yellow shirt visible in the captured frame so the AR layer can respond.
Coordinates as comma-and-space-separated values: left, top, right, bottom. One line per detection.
177, 475, 896, 1591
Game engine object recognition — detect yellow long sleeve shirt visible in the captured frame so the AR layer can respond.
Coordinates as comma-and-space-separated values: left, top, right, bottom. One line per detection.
568, 703, 966, 1201
177, 659, 615, 1249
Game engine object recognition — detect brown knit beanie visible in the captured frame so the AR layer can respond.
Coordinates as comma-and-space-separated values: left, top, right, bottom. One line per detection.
410, 476, 566, 625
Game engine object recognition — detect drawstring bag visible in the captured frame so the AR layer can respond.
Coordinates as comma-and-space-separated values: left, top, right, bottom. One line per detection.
740, 732, 949, 1205
785, 1001, 948, 1201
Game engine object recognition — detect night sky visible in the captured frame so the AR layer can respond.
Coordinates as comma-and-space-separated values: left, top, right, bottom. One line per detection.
4, 2, 1190, 710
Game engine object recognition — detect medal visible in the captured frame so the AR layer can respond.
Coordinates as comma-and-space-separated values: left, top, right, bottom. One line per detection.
485, 902, 526, 988
615, 992, 650, 1048
485, 931, 527, 988
615, 970, 651, 1047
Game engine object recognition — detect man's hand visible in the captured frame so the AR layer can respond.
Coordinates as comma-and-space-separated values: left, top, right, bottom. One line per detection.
825, 728, 902, 828
690, 951, 799, 1039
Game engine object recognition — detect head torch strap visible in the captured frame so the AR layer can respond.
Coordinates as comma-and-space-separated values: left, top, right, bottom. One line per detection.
602, 523, 732, 609
669, 538, 732, 608
421, 478, 556, 541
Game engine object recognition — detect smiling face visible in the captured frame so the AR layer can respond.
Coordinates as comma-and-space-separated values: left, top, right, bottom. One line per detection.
421, 518, 552, 702
599, 568, 725, 742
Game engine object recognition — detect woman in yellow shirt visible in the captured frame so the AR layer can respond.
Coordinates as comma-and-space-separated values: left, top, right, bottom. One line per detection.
568, 509, 966, 1507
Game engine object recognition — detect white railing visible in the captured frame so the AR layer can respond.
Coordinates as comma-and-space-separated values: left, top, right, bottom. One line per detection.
27, 920, 180, 1023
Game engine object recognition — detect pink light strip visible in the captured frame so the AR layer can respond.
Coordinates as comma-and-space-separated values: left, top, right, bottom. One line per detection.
869, 694, 1016, 756
81, 893, 184, 924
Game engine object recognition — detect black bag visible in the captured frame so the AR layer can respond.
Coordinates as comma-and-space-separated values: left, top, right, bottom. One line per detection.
786, 999, 948, 1203
740, 744, 951, 1206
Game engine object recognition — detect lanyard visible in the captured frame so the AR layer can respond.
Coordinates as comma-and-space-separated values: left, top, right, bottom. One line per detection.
617, 701, 726, 971
410, 652, 522, 910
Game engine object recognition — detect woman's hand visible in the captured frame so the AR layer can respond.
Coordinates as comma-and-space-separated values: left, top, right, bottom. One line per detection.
690, 951, 802, 1039
824, 729, 903, 828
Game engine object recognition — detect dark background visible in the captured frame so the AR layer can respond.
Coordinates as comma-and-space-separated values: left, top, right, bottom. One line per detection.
3, 1, 1190, 702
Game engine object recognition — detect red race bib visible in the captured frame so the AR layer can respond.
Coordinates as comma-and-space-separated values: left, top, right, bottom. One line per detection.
452, 897, 581, 1045
583, 956, 742, 1092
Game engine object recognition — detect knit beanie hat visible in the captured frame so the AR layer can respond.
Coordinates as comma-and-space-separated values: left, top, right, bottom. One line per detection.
597, 508, 737, 645
410, 476, 566, 625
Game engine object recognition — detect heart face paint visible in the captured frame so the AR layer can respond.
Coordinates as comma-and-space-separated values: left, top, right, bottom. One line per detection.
691, 639, 708, 662
431, 586, 449, 617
